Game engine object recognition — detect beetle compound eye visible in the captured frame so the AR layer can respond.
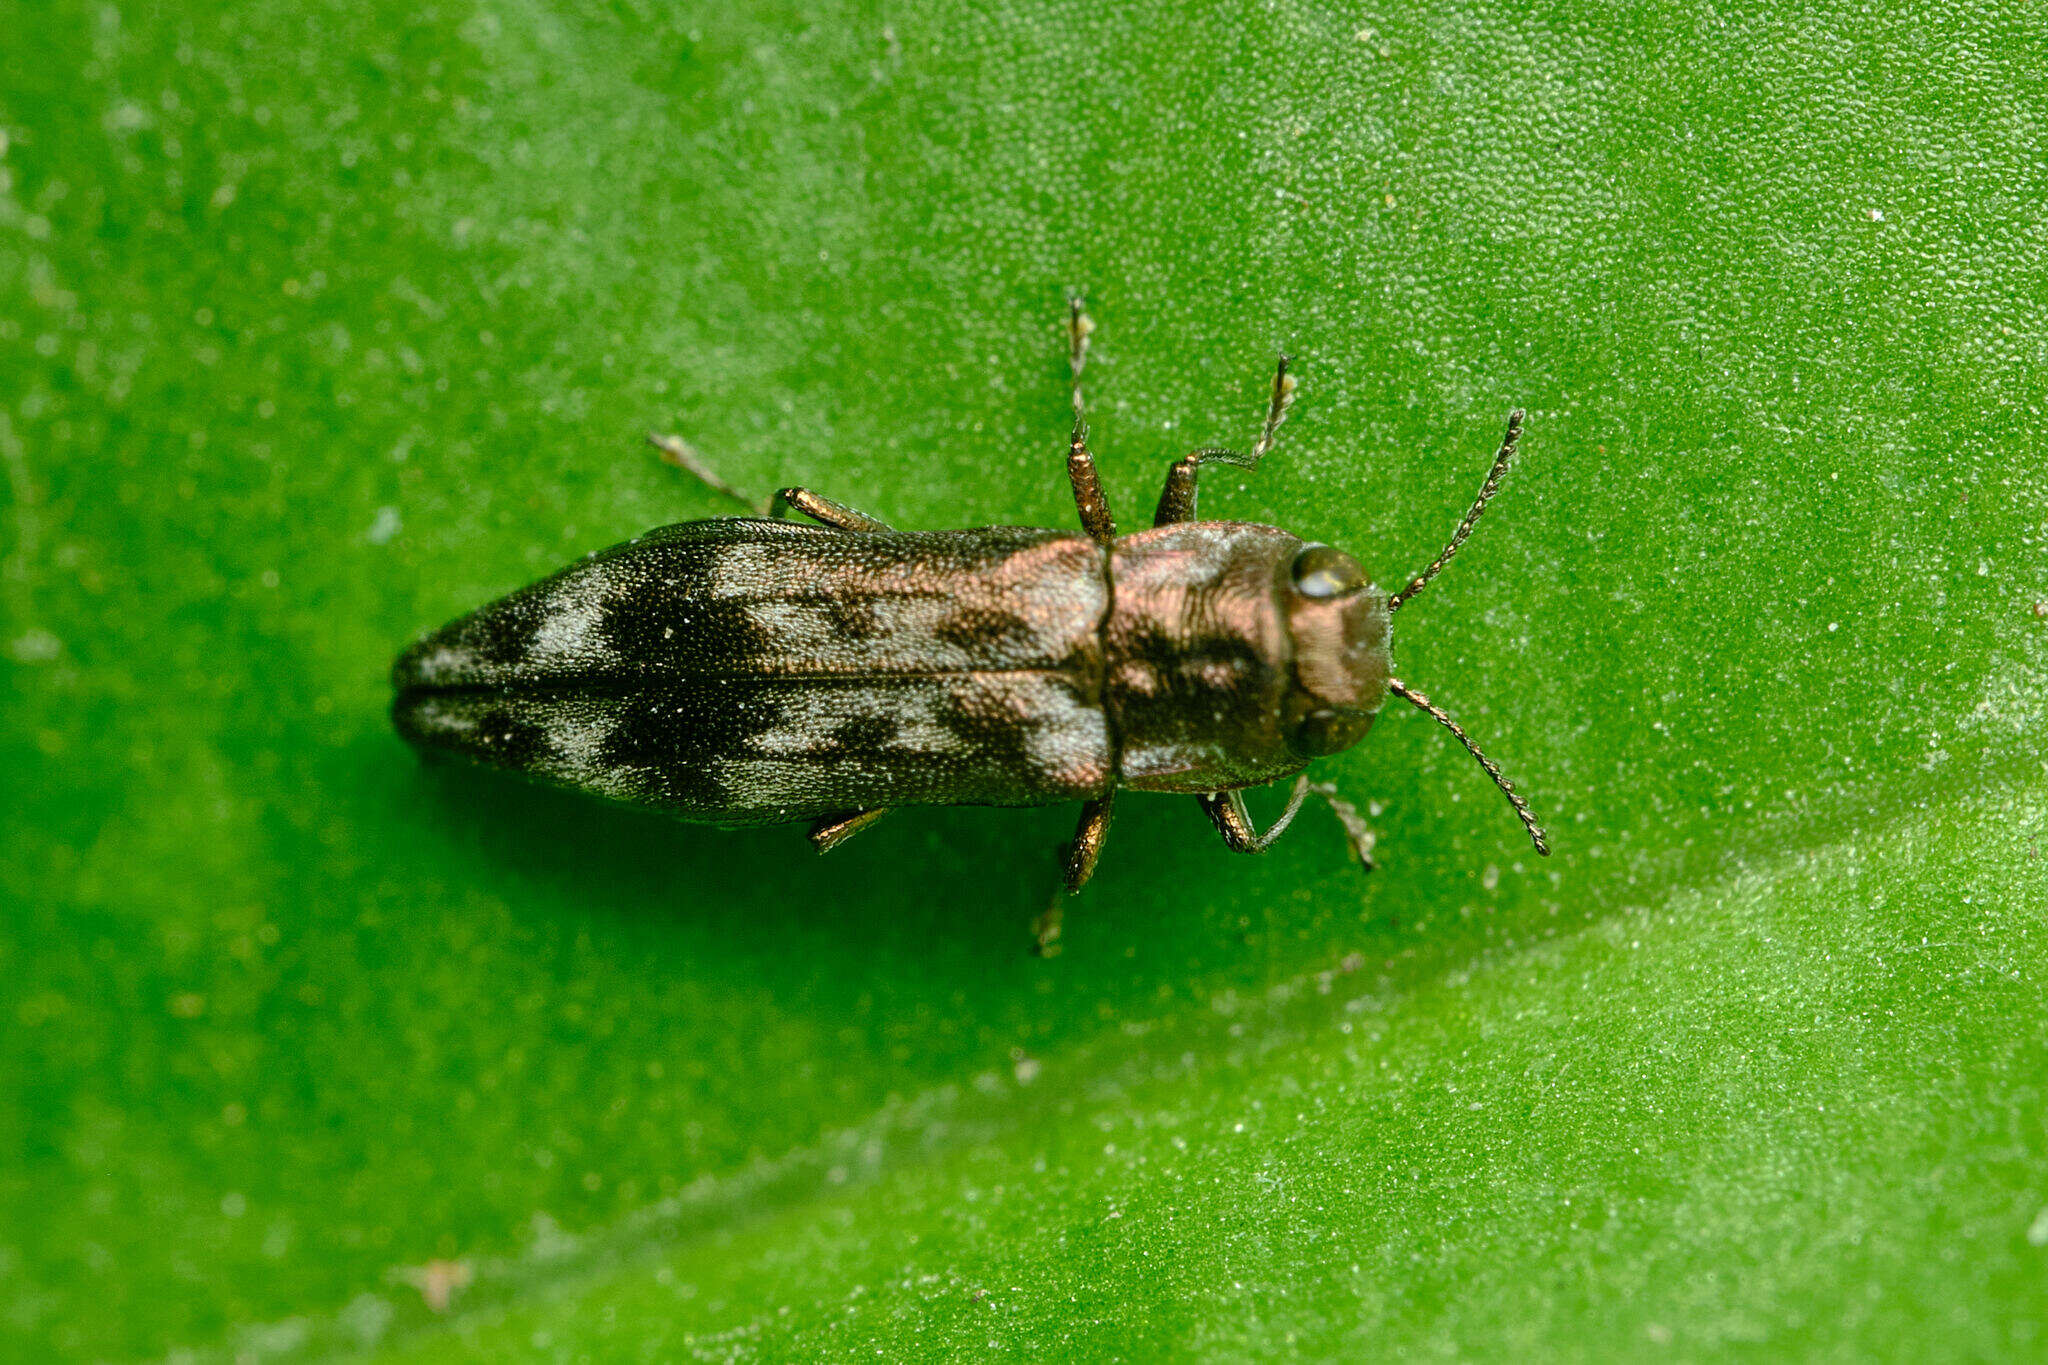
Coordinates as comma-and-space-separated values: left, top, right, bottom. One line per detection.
1291, 544, 1366, 599
1292, 706, 1372, 758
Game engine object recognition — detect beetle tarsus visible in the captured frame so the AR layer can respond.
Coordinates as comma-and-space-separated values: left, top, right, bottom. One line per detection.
1063, 298, 1117, 543
1068, 295, 1094, 425
647, 432, 766, 515
1308, 781, 1378, 872
1249, 355, 1296, 465
1031, 889, 1065, 958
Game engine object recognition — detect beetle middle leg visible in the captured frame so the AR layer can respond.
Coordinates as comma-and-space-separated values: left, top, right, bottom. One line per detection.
1063, 297, 1117, 545
1062, 792, 1115, 893
1153, 355, 1296, 526
1033, 791, 1116, 956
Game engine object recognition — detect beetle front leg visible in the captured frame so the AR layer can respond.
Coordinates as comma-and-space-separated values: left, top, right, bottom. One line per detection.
769, 487, 895, 533
1199, 774, 1311, 853
1152, 446, 1253, 526
1152, 356, 1296, 526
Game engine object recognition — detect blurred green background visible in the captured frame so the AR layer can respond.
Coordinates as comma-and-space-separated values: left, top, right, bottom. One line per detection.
5, 0, 2046, 1358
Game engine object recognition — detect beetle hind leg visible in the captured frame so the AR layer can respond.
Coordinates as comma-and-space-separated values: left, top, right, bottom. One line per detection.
648, 432, 768, 515
809, 808, 892, 852
647, 433, 894, 531
770, 487, 895, 533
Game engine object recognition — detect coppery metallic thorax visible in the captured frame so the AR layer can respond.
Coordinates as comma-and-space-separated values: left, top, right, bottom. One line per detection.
1105, 523, 1306, 792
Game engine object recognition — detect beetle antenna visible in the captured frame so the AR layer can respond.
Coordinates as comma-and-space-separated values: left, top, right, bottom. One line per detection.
1387, 677, 1549, 855
1388, 410, 1524, 613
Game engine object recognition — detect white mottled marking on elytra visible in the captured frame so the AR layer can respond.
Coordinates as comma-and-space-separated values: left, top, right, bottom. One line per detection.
702, 544, 781, 599
546, 709, 615, 768
529, 699, 642, 800
1007, 676, 1109, 785
531, 588, 613, 663
740, 600, 835, 655
415, 697, 477, 733
408, 644, 478, 685
743, 686, 963, 759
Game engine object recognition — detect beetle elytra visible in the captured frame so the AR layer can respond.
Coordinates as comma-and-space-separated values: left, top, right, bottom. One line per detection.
392, 302, 1547, 929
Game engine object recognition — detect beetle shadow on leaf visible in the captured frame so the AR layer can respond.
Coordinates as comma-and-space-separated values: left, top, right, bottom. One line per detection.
394, 753, 1093, 975
381, 743, 1343, 997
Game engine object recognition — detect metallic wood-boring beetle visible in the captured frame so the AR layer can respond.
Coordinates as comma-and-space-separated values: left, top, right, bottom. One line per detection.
392, 302, 1548, 923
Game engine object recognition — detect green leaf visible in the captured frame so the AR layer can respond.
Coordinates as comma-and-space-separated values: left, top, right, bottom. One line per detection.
4, 0, 2043, 1359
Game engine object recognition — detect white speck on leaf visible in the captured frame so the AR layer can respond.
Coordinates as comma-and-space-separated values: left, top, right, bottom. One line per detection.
8, 628, 61, 662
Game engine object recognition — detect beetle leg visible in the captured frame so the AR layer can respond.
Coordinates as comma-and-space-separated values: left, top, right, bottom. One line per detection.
1031, 889, 1065, 958
1064, 298, 1117, 544
1152, 356, 1295, 526
1199, 773, 1312, 853
1062, 792, 1116, 893
769, 487, 895, 533
809, 807, 891, 853
1152, 447, 1250, 526
1308, 781, 1379, 872
645, 433, 895, 532
647, 432, 769, 515
1034, 791, 1115, 956
1067, 429, 1117, 544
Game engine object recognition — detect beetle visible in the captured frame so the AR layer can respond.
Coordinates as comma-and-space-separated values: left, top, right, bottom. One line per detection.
392, 301, 1547, 930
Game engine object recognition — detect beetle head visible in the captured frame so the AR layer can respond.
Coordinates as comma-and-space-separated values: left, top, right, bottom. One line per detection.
1280, 542, 1392, 760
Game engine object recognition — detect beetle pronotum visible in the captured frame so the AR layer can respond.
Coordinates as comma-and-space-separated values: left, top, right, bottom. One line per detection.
392, 302, 1546, 939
